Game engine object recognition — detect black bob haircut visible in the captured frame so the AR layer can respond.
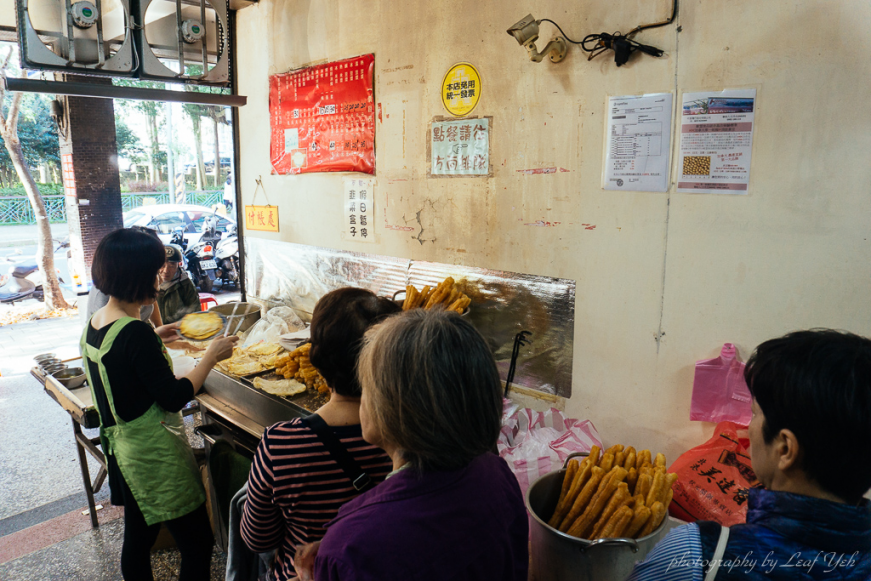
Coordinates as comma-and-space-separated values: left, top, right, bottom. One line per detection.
745, 329, 871, 503
92, 228, 165, 303
308, 287, 401, 397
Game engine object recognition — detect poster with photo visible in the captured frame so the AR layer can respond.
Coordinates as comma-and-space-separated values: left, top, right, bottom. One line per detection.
677, 89, 757, 194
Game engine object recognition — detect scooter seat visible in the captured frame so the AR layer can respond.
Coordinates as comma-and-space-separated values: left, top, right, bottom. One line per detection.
11, 264, 38, 277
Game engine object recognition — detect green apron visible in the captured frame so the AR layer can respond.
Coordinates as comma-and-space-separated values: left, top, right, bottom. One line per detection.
81, 316, 205, 526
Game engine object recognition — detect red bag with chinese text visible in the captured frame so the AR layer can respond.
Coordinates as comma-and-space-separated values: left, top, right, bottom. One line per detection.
668, 421, 761, 526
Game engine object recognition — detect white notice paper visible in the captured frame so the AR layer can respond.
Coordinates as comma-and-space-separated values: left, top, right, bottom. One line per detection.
677, 89, 756, 194
604, 93, 673, 192
344, 178, 375, 242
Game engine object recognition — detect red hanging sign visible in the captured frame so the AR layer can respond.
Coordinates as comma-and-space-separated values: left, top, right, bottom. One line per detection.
269, 54, 375, 175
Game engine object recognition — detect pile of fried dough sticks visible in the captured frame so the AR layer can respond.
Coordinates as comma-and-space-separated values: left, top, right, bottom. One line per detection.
401, 277, 471, 314
548, 444, 678, 540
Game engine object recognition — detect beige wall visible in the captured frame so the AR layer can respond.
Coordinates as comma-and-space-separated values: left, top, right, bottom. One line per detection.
235, 0, 871, 462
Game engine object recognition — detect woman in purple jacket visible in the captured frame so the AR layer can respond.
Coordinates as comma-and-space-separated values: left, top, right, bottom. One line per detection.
295, 308, 529, 581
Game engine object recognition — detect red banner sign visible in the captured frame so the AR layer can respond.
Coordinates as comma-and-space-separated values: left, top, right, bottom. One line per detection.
270, 54, 375, 175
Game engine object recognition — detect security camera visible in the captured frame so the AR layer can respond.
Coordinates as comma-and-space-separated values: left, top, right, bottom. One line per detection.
507, 14, 567, 63
507, 14, 540, 46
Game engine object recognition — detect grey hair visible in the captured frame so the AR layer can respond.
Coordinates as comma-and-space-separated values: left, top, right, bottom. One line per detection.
357, 308, 503, 473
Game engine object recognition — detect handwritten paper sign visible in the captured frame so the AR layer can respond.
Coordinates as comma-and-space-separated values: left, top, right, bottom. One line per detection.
431, 118, 489, 176
245, 205, 279, 232
344, 178, 374, 242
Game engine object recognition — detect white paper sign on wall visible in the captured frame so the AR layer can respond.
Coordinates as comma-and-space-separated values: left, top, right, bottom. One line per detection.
431, 118, 489, 176
344, 178, 375, 242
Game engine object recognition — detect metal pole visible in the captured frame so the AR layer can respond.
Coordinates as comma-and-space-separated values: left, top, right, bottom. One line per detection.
166, 101, 176, 201
229, 9, 246, 302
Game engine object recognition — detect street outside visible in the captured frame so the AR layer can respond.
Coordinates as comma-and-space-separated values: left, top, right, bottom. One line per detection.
0, 223, 240, 376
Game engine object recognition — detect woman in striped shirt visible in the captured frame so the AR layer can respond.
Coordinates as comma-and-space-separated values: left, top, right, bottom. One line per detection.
240, 288, 400, 581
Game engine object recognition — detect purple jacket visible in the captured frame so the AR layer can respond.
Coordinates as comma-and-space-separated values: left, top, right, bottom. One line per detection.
314, 453, 529, 581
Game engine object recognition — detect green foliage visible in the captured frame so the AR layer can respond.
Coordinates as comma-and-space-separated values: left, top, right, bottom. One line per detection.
115, 115, 144, 162
0, 93, 61, 173
0, 183, 63, 197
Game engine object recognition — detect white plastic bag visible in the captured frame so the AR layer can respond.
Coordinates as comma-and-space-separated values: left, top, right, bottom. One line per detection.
498, 399, 603, 497
242, 306, 305, 347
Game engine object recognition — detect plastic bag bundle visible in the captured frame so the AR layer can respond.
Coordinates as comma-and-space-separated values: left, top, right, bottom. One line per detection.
690, 343, 752, 426
669, 421, 760, 526
498, 399, 603, 497
242, 306, 305, 347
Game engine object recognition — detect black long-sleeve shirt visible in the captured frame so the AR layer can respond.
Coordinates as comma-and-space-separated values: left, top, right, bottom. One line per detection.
85, 319, 195, 504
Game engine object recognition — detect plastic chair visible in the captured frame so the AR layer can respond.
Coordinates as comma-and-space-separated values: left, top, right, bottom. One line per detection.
199, 293, 218, 311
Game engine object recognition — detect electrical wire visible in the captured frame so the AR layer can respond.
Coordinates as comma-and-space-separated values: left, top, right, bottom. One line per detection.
539, 0, 678, 63
627, 0, 678, 38
538, 19, 585, 45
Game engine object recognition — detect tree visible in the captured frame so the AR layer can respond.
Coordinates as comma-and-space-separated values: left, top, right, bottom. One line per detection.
182, 103, 207, 189
0, 93, 61, 184
0, 50, 69, 309
115, 115, 145, 168
205, 105, 228, 187
114, 79, 165, 183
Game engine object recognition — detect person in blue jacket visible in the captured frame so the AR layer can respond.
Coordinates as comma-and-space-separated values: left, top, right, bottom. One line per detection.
627, 329, 871, 580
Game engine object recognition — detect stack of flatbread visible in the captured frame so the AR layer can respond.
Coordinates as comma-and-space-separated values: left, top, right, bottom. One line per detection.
216, 342, 285, 377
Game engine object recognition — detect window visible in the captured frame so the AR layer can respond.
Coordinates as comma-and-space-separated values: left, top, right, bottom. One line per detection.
123, 209, 147, 228
150, 211, 188, 234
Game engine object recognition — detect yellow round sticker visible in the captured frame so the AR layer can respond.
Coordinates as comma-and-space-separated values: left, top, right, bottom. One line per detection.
441, 62, 481, 117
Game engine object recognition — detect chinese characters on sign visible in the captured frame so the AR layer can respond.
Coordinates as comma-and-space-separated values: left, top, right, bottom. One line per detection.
344, 179, 374, 242
270, 54, 375, 175
61, 153, 76, 198
431, 118, 489, 176
604, 93, 673, 192
677, 89, 757, 194
245, 205, 280, 232
441, 62, 481, 117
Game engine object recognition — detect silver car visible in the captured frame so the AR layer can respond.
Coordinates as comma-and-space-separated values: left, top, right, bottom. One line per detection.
123, 204, 236, 247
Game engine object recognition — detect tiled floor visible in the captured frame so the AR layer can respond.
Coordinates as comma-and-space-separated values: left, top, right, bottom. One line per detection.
0, 306, 234, 579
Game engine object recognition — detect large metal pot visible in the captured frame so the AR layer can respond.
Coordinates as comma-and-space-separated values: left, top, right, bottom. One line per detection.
208, 302, 261, 334
526, 454, 669, 581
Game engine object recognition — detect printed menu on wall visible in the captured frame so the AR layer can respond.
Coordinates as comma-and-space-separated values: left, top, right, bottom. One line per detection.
270, 54, 375, 175
677, 89, 757, 194
604, 93, 673, 192
344, 178, 374, 242
430, 118, 489, 176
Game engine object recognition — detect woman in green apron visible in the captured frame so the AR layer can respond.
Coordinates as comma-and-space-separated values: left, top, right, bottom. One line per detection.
83, 228, 238, 581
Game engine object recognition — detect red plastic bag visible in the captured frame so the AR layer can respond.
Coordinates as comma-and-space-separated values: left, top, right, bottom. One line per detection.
668, 421, 761, 526
690, 343, 752, 425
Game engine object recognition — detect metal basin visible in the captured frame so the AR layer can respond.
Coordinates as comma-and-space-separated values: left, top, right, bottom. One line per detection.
526, 459, 669, 581
52, 367, 87, 389
209, 302, 261, 334
34, 353, 57, 364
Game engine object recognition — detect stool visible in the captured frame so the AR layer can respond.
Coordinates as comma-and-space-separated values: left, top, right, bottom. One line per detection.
199, 293, 218, 311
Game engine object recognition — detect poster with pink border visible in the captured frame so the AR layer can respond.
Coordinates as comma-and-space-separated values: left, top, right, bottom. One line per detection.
677, 89, 756, 194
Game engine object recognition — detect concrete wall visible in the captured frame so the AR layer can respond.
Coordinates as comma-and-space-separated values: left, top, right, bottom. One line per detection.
234, 0, 871, 462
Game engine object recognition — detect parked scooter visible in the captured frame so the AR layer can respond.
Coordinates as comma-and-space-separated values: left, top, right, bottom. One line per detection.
185, 216, 222, 293
0, 264, 42, 303
0, 238, 69, 303
214, 223, 239, 289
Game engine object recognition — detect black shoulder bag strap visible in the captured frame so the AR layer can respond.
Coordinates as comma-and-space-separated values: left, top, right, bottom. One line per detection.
304, 413, 373, 492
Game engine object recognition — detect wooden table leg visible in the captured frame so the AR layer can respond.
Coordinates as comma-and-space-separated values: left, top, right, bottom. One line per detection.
72, 419, 99, 529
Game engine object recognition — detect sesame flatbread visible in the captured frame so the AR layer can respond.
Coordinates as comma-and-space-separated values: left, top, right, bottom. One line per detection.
179, 312, 225, 341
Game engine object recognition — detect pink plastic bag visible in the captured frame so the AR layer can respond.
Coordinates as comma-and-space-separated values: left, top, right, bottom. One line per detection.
498, 399, 603, 497
690, 343, 752, 426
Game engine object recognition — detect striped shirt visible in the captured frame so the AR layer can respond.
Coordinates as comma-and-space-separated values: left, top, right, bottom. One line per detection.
625, 523, 703, 581
240, 418, 392, 581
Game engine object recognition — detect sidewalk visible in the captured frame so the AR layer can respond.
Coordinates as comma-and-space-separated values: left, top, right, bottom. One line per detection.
0, 224, 69, 248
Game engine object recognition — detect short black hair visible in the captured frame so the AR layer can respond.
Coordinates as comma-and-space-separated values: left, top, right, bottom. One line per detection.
92, 228, 165, 303
308, 287, 401, 397
745, 329, 871, 503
